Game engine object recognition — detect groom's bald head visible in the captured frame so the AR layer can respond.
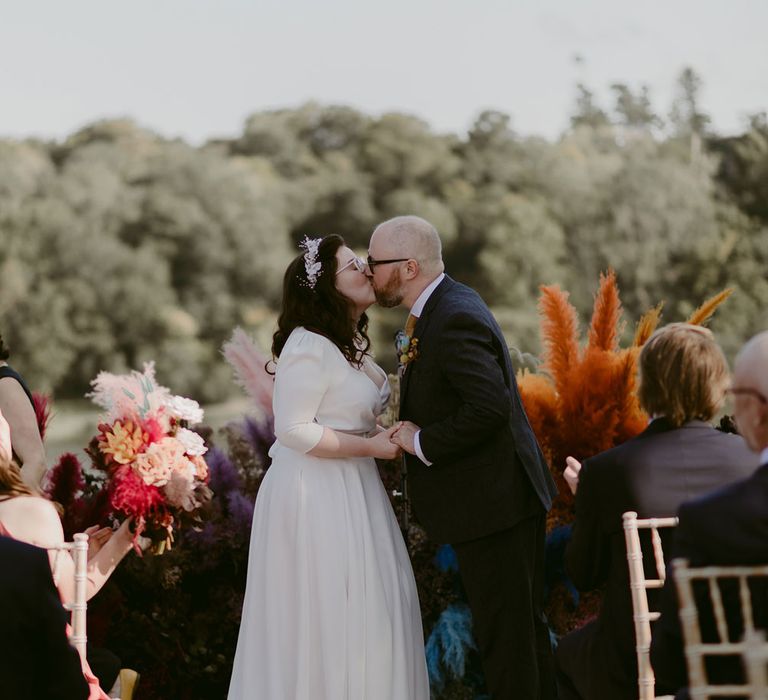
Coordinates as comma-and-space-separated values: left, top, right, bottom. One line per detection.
370, 216, 444, 277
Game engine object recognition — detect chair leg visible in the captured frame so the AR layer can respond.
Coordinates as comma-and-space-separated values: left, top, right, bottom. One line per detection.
118, 668, 140, 700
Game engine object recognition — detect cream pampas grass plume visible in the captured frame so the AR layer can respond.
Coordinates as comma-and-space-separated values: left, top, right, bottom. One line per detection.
222, 328, 274, 417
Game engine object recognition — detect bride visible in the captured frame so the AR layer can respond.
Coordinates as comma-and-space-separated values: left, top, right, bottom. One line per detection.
228, 235, 429, 699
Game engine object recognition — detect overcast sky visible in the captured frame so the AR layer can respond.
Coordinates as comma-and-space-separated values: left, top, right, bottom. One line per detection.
1, 0, 766, 143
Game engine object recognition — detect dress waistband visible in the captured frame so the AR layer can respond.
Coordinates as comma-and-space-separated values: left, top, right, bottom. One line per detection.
332, 427, 372, 437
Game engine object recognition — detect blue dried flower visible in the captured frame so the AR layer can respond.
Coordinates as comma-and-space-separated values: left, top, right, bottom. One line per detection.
425, 603, 476, 692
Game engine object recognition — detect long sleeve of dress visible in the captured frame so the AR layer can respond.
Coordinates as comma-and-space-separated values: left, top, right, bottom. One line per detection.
272, 330, 330, 454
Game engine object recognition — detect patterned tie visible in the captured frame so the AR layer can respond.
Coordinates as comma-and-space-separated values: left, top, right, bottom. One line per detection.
396, 314, 419, 378
405, 313, 418, 338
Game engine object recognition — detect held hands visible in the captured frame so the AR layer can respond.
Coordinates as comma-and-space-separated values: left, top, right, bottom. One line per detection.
389, 420, 420, 456
564, 456, 582, 495
368, 425, 403, 460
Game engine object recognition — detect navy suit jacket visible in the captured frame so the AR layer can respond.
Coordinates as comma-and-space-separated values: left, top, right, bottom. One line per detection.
399, 275, 557, 544
0, 535, 89, 700
651, 461, 768, 698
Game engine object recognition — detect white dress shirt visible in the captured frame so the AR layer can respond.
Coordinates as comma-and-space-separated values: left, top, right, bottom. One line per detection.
761, 446, 768, 467
409, 273, 445, 466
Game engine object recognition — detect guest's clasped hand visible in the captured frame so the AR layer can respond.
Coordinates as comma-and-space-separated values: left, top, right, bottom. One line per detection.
564, 456, 582, 495
83, 525, 114, 560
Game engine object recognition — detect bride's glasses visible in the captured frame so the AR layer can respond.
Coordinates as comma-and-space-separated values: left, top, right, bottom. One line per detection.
336, 256, 367, 275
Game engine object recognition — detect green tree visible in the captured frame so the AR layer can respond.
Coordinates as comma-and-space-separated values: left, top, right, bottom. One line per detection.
669, 67, 711, 138
571, 84, 610, 130
611, 83, 662, 131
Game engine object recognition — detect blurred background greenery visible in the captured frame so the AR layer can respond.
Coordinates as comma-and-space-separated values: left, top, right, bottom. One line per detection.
1, 68, 767, 418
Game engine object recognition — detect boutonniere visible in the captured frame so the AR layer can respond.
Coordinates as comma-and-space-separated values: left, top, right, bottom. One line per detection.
395, 330, 420, 367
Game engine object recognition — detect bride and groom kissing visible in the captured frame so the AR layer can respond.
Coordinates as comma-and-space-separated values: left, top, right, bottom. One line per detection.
228, 216, 558, 700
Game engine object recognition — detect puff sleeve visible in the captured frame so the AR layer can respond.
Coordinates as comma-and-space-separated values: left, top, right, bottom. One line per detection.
272, 330, 331, 453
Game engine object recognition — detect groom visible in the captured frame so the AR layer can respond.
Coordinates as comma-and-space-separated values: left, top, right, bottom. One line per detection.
367, 216, 558, 700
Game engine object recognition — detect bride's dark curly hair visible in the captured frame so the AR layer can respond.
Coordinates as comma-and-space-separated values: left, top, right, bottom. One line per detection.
271, 234, 371, 368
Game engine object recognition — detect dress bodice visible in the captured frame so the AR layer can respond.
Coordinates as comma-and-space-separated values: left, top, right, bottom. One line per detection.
271, 328, 390, 453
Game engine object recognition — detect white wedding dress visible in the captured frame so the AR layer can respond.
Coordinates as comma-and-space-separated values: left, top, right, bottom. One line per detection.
228, 327, 429, 700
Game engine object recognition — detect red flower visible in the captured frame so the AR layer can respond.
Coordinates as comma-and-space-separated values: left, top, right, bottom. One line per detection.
45, 453, 85, 508
141, 416, 166, 445
109, 464, 170, 545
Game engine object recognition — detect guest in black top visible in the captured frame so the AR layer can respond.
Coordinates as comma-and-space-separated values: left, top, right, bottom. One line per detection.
0, 333, 46, 486
651, 330, 768, 698
556, 323, 758, 700
0, 534, 89, 700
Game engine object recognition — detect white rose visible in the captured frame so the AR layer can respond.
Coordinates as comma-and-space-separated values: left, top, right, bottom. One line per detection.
175, 427, 208, 456
165, 396, 204, 426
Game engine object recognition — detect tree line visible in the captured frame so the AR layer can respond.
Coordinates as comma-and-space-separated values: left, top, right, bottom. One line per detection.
1, 68, 766, 401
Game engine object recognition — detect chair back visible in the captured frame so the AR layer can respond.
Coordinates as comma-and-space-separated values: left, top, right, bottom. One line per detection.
623, 510, 679, 700
744, 630, 768, 698
673, 559, 768, 699
45, 532, 89, 657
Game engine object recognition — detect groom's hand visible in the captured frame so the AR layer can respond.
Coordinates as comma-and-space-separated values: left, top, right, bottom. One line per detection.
391, 420, 420, 455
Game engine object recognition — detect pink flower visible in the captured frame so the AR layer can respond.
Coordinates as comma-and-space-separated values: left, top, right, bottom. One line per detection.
132, 437, 187, 487
191, 454, 209, 481
164, 469, 197, 511
141, 416, 166, 445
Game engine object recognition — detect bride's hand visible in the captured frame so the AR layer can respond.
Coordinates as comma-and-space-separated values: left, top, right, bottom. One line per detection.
367, 425, 402, 460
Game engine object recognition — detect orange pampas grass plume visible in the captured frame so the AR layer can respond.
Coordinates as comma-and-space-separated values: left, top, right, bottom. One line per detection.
587, 270, 622, 352
538, 285, 580, 397
633, 302, 664, 347
686, 288, 734, 327
607, 349, 648, 445
520, 273, 652, 531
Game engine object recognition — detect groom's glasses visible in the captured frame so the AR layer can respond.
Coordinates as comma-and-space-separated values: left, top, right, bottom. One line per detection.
336, 256, 367, 275
366, 255, 409, 271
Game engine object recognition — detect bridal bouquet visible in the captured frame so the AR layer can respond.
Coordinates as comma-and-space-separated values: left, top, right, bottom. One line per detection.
86, 363, 212, 553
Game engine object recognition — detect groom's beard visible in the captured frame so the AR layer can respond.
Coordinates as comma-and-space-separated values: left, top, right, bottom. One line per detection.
373, 268, 404, 308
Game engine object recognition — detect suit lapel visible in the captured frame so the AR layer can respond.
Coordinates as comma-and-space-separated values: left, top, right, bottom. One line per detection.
399, 276, 455, 411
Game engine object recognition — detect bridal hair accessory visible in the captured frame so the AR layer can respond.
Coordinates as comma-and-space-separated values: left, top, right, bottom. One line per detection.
299, 236, 322, 289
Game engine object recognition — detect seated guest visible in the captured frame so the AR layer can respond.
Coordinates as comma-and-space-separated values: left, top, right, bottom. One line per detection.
651, 330, 768, 698
0, 408, 134, 699
0, 534, 89, 700
0, 333, 46, 487
556, 323, 759, 700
